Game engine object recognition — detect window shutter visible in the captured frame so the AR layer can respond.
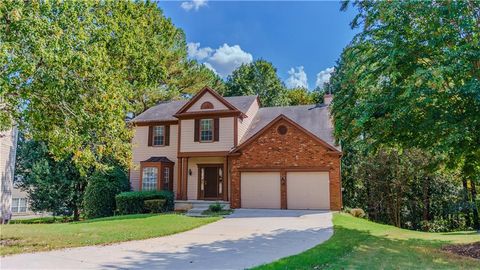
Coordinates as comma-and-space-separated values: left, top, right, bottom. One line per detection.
148, 126, 153, 146
214, 118, 219, 141
165, 125, 170, 146
194, 119, 200, 142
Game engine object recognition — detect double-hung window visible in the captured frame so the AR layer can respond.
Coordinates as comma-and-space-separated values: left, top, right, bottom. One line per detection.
200, 119, 213, 142
153, 126, 165, 146
12, 198, 28, 213
142, 167, 158, 191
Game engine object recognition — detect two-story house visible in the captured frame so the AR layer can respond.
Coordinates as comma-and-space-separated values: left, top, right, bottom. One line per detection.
130, 87, 342, 210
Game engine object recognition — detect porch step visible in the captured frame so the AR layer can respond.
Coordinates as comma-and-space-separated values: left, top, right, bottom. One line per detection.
175, 200, 230, 217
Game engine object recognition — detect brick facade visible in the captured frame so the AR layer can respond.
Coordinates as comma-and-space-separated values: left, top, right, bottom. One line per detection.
229, 119, 342, 210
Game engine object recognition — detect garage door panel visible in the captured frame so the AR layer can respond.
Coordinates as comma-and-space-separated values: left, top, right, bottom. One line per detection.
287, 172, 329, 210
241, 172, 281, 209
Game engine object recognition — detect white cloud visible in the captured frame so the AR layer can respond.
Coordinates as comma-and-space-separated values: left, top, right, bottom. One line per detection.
181, 0, 208, 11
203, 62, 217, 74
187, 42, 253, 77
187, 42, 213, 60
315, 67, 334, 88
285, 66, 308, 89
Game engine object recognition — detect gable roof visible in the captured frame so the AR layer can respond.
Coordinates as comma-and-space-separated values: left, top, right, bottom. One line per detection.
131, 95, 258, 124
232, 113, 340, 153
175, 87, 241, 115
239, 104, 340, 151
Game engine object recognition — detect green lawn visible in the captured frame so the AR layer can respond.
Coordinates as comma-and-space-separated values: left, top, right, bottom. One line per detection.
255, 213, 479, 270
1, 214, 219, 256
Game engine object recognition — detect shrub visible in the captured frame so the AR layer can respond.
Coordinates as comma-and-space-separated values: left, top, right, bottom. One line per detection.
208, 202, 224, 212
115, 190, 174, 215
349, 208, 366, 218
83, 166, 130, 219
9, 216, 73, 224
144, 199, 166, 213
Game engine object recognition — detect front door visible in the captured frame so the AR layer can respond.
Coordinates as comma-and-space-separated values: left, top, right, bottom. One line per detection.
199, 164, 223, 200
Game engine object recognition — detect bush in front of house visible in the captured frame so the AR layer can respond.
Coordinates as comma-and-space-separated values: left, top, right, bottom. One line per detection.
83, 166, 131, 219
115, 190, 174, 215
208, 202, 224, 212
349, 208, 366, 218
144, 199, 166, 213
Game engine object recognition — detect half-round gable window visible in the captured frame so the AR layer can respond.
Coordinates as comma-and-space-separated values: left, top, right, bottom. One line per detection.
200, 101, 214, 110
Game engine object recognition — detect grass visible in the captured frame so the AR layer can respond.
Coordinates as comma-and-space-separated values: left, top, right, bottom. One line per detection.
201, 209, 234, 216
1, 213, 220, 256
254, 213, 479, 270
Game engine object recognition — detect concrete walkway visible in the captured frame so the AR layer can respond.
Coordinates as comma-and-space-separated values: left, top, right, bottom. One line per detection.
1, 209, 333, 270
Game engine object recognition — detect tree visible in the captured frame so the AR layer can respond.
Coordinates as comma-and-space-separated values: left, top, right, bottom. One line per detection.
83, 166, 130, 219
224, 60, 288, 107
350, 147, 466, 231
0, 1, 217, 173
332, 1, 480, 229
16, 138, 85, 219
285, 87, 314, 105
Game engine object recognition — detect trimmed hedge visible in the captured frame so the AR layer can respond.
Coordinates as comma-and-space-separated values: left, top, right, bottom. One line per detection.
144, 199, 166, 213
115, 191, 174, 215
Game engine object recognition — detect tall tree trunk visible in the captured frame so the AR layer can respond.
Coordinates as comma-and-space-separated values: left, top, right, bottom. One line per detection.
422, 176, 430, 222
73, 206, 80, 221
470, 180, 479, 230
462, 178, 472, 228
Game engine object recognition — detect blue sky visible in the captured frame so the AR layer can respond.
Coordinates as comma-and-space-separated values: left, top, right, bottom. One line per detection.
158, 1, 359, 90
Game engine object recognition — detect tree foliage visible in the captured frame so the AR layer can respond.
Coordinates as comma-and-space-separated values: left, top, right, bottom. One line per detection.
332, 1, 480, 164
346, 147, 467, 232
16, 138, 84, 219
224, 60, 288, 107
332, 1, 480, 230
0, 1, 216, 173
285, 87, 315, 105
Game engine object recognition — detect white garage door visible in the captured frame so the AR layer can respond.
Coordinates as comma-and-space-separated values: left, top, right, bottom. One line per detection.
241, 172, 281, 209
287, 172, 330, 210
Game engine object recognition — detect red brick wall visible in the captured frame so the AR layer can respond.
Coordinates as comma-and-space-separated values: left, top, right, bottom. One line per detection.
229, 119, 342, 210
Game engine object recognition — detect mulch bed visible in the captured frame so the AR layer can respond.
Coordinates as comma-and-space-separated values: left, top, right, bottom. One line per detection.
442, 242, 480, 260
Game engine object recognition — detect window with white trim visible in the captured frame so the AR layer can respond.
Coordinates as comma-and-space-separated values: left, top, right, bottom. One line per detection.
12, 198, 28, 213
142, 167, 158, 190
153, 126, 165, 146
200, 119, 213, 142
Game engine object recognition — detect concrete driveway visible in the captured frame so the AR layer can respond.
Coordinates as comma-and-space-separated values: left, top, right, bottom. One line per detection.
2, 209, 333, 270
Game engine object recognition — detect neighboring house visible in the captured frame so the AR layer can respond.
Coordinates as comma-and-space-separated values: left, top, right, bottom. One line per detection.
0, 126, 18, 222
130, 87, 342, 210
11, 188, 29, 215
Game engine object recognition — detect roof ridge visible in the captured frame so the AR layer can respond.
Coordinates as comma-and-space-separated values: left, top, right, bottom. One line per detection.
259, 103, 327, 109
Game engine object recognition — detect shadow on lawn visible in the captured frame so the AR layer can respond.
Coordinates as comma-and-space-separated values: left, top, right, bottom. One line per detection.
258, 225, 475, 270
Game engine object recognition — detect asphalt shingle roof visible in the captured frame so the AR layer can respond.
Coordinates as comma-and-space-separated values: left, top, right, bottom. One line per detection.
240, 104, 339, 150
131, 95, 338, 150
131, 95, 258, 123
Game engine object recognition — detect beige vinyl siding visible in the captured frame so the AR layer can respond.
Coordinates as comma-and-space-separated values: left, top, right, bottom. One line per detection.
1, 127, 17, 218
237, 99, 259, 142
241, 172, 281, 209
186, 157, 224, 200
187, 92, 228, 112
286, 172, 330, 210
180, 118, 235, 152
130, 125, 178, 191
